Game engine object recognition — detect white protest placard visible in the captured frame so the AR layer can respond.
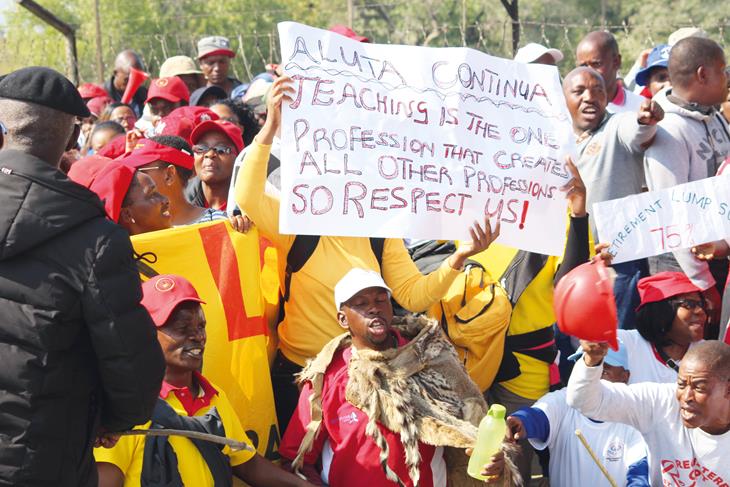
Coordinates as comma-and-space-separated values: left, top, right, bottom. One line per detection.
593, 174, 730, 264
277, 22, 576, 256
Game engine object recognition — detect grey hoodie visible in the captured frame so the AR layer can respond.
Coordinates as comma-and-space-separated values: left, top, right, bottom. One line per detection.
644, 88, 730, 289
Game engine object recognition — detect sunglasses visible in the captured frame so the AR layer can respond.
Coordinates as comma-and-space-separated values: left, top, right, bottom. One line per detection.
673, 298, 707, 311
193, 144, 233, 155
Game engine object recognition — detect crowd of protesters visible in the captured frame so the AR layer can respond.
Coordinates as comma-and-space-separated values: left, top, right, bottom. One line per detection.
0, 22, 729, 487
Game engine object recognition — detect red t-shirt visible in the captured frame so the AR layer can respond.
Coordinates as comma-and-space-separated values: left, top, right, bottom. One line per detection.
279, 334, 447, 487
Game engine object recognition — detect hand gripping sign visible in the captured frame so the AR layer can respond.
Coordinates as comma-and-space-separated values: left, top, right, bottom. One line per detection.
277, 22, 576, 256
593, 174, 730, 264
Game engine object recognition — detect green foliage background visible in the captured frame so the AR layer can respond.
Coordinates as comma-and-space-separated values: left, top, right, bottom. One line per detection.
1, 0, 728, 83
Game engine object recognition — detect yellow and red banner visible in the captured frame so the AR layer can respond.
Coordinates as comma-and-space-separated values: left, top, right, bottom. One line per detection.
131, 221, 280, 460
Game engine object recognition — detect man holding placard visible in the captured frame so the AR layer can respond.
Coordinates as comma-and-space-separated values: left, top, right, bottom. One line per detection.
563, 66, 663, 329
235, 75, 500, 432
644, 36, 730, 327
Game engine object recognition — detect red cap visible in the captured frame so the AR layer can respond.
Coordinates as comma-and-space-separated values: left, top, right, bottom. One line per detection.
329, 24, 370, 43
146, 76, 190, 104
636, 272, 702, 310
97, 134, 127, 159
78, 83, 109, 100
88, 161, 136, 222
67, 155, 111, 188
156, 106, 219, 142
86, 95, 113, 117
122, 138, 195, 170
190, 120, 243, 153
141, 274, 206, 327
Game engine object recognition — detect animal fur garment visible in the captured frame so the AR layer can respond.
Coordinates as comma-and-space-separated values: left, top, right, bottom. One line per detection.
292, 315, 498, 486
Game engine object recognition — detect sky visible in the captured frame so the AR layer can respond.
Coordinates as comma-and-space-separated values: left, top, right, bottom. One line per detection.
0, 0, 11, 27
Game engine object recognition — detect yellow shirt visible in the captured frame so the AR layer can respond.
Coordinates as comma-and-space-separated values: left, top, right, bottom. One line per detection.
469, 243, 560, 400
94, 383, 255, 487
236, 142, 461, 366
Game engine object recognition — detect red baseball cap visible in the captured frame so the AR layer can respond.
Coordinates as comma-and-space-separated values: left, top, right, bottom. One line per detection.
86, 95, 113, 117
141, 274, 206, 327
146, 76, 190, 104
329, 24, 370, 43
156, 106, 219, 142
97, 134, 127, 159
78, 83, 109, 100
88, 161, 136, 222
122, 138, 195, 170
67, 155, 112, 188
190, 120, 244, 153
636, 272, 702, 310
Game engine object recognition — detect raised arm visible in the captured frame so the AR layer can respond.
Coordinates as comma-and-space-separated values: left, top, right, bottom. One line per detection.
616, 98, 662, 153
235, 76, 295, 249
384, 218, 500, 312
566, 341, 665, 434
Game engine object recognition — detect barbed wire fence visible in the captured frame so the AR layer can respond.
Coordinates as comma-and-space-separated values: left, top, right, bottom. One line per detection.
2, 3, 729, 84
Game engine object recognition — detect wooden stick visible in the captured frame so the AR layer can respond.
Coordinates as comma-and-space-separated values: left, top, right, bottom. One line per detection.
117, 429, 255, 452
575, 429, 618, 487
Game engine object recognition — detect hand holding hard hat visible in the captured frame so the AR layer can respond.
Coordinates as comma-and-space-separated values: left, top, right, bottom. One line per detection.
553, 257, 619, 350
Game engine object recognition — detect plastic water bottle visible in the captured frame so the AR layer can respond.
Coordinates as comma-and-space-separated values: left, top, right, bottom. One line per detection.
467, 404, 507, 480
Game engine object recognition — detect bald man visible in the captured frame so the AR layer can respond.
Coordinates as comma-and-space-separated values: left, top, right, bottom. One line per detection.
643, 37, 730, 314
568, 340, 730, 485
104, 49, 149, 117
576, 31, 644, 114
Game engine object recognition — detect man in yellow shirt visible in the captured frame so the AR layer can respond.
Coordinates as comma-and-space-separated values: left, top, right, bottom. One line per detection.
236, 76, 500, 432
95, 274, 312, 487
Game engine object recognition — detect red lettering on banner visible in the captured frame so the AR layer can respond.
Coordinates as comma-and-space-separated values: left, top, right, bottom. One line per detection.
660, 458, 726, 486
199, 224, 267, 341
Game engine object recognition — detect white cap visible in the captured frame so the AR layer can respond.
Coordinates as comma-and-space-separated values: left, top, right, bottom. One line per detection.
514, 43, 564, 64
668, 27, 709, 46
334, 268, 391, 310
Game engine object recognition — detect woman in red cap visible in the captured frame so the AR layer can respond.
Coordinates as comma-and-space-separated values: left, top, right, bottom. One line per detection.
89, 161, 173, 235
186, 120, 244, 212
617, 271, 707, 384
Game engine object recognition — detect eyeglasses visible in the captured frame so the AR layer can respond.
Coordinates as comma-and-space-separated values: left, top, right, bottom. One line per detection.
193, 144, 233, 155
673, 299, 707, 311
137, 165, 167, 172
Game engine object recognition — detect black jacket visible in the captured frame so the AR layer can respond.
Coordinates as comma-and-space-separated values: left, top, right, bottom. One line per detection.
0, 150, 165, 487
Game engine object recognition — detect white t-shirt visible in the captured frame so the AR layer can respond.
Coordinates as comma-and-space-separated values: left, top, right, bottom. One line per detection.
607, 86, 644, 114
529, 389, 646, 487
568, 359, 730, 486
618, 329, 700, 385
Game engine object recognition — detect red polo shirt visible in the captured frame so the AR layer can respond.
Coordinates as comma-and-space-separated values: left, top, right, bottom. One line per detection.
280, 332, 447, 487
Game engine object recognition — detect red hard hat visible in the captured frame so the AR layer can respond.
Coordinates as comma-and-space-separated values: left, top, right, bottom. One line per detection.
554, 258, 619, 350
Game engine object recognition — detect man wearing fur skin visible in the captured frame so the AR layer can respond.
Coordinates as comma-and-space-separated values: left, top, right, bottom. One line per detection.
279, 269, 516, 487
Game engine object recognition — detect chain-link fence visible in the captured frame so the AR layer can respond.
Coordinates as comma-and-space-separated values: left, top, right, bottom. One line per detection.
2, 1, 730, 84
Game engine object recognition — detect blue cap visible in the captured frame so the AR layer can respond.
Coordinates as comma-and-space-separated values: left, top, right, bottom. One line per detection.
635, 44, 670, 87
568, 339, 629, 370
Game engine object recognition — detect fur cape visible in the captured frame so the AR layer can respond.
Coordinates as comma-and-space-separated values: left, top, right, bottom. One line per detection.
291, 315, 495, 486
